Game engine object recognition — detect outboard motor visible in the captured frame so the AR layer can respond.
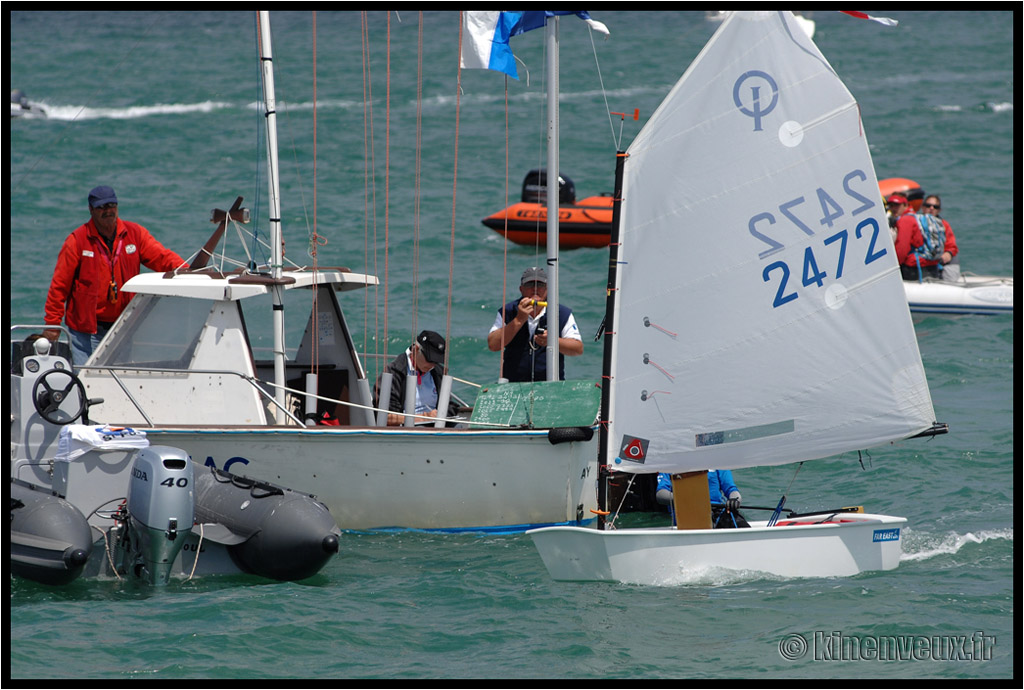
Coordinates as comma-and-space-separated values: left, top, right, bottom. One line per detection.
520, 169, 576, 205
119, 446, 195, 585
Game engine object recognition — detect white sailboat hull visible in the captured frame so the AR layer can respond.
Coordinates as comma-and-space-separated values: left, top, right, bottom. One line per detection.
146, 426, 598, 532
528, 513, 906, 583
903, 275, 1013, 315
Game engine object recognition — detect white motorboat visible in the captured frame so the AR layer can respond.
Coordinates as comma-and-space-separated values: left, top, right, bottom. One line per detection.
11, 89, 46, 118
529, 11, 945, 584
903, 274, 1013, 315
879, 177, 1012, 316
72, 13, 600, 534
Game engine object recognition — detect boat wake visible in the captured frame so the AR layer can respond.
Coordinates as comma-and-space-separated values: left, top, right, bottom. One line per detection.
26, 98, 374, 121
27, 101, 234, 121
931, 102, 1012, 114
900, 528, 1012, 563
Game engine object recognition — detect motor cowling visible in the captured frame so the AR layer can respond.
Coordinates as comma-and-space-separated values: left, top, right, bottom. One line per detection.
521, 169, 576, 204
124, 446, 195, 585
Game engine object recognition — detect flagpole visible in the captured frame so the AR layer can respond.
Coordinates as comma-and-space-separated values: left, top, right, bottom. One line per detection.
258, 11, 288, 424
545, 15, 560, 381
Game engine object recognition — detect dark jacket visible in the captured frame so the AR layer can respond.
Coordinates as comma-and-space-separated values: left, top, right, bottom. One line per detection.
373, 351, 460, 421
498, 300, 573, 382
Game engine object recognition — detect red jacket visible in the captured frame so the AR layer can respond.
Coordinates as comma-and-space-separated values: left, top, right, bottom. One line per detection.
45, 218, 185, 334
894, 214, 958, 268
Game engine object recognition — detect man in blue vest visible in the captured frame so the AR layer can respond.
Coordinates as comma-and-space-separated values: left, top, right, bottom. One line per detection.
487, 267, 582, 382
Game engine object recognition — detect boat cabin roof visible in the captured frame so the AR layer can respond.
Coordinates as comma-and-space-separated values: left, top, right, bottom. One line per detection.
122, 267, 378, 302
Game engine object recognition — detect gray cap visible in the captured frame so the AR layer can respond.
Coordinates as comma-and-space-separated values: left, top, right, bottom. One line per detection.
520, 267, 547, 285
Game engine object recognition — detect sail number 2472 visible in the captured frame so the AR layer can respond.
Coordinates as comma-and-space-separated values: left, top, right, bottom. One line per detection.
748, 169, 887, 308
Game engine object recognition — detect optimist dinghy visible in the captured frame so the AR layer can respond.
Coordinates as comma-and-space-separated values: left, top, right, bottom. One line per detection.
528, 11, 946, 584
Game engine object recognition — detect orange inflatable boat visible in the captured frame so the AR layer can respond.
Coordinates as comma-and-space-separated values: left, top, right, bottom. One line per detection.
482, 170, 614, 249
878, 177, 925, 212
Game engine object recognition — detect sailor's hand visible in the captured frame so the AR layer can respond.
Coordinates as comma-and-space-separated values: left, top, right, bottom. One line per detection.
517, 296, 538, 320
533, 328, 548, 348
42, 328, 61, 343
726, 491, 742, 512
940, 251, 953, 265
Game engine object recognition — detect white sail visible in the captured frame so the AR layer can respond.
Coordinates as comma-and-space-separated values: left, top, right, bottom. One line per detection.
608, 11, 935, 474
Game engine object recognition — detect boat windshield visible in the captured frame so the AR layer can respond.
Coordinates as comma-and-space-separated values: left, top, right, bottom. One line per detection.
93, 295, 212, 370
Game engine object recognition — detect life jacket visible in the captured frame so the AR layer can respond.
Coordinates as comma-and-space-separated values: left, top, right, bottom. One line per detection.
499, 301, 571, 382
58, 222, 147, 333
46, 219, 184, 334
911, 214, 947, 262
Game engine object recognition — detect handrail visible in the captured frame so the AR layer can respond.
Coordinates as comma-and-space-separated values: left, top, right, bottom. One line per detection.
77, 364, 303, 427
10, 323, 70, 345
77, 364, 502, 429
95, 368, 154, 426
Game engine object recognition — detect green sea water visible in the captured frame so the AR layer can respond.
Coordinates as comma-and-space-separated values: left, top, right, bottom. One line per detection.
9, 11, 1015, 680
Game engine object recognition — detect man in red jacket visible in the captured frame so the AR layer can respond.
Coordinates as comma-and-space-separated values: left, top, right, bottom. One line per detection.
44, 186, 186, 365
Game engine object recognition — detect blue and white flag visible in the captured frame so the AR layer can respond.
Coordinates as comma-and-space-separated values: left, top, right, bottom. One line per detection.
510, 11, 609, 37
461, 11, 609, 80
461, 11, 523, 79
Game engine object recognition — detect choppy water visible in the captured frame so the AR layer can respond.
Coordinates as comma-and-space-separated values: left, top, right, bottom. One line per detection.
9, 11, 1015, 680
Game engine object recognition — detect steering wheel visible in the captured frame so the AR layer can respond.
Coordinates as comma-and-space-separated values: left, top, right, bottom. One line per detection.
32, 368, 88, 425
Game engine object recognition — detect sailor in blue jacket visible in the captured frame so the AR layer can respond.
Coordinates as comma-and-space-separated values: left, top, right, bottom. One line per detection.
656, 470, 749, 528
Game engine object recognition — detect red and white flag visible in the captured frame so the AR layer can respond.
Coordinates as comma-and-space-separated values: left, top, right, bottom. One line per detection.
840, 11, 899, 27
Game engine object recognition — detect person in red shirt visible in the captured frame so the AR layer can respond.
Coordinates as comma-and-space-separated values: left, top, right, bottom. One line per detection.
894, 193, 958, 281
885, 193, 911, 244
44, 186, 186, 365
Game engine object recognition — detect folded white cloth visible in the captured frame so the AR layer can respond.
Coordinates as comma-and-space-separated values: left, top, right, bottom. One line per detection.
56, 424, 149, 462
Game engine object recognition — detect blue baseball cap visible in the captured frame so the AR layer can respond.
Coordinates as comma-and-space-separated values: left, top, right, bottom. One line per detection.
88, 186, 118, 208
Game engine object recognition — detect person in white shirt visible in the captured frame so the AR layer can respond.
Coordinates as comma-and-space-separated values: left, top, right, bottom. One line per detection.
487, 267, 582, 382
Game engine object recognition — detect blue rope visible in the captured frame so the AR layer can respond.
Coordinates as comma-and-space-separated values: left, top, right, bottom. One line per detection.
767, 495, 787, 527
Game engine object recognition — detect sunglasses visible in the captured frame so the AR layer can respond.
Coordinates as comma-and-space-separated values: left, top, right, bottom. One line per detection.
921, 203, 941, 210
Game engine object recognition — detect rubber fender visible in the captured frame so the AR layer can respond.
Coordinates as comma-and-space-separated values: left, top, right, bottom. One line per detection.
547, 426, 594, 445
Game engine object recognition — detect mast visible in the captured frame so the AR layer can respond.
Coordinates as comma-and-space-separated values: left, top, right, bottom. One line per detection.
597, 148, 627, 529
257, 11, 288, 423
544, 16, 560, 380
